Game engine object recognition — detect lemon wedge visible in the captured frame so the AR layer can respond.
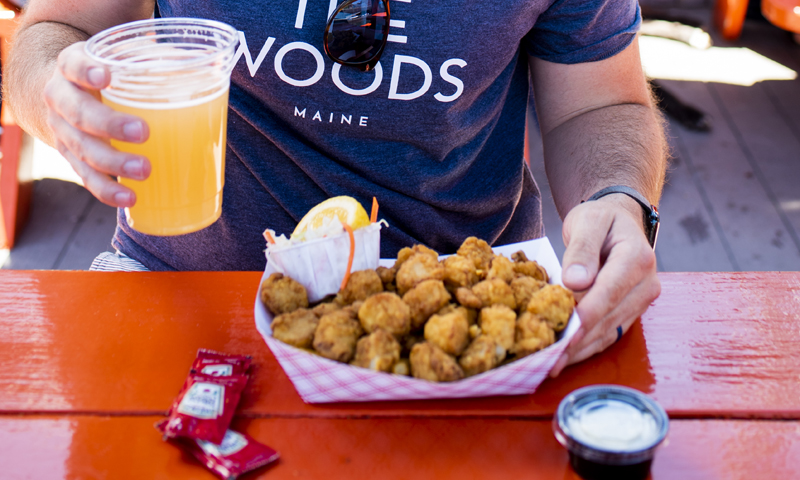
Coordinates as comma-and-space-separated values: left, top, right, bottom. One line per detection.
292, 196, 371, 240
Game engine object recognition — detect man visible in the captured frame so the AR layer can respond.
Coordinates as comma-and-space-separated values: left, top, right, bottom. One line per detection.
4, 0, 667, 375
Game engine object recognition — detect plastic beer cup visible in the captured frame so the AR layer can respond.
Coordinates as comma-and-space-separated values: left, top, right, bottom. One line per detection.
86, 18, 239, 236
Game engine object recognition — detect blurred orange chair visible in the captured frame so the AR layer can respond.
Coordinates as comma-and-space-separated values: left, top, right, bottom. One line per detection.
761, 0, 800, 34
715, 0, 800, 40
714, 0, 750, 40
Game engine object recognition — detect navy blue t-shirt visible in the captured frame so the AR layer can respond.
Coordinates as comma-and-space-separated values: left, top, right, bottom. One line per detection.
114, 0, 640, 271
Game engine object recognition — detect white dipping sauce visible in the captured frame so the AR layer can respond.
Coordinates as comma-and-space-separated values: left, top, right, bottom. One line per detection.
566, 398, 659, 451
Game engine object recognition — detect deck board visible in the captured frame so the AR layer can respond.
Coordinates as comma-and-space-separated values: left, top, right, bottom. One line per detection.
664, 79, 800, 270
1, 179, 99, 270
54, 199, 116, 270
656, 117, 737, 271
715, 80, 800, 260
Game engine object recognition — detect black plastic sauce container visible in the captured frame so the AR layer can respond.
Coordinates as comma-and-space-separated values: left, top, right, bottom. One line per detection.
553, 385, 669, 480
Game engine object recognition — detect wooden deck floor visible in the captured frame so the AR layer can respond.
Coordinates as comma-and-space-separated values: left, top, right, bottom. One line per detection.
3, 14, 800, 272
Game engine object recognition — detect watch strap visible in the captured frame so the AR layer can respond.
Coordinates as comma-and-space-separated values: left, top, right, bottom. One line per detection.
582, 185, 659, 249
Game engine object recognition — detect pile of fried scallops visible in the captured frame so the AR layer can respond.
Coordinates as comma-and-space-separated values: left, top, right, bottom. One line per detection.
260, 237, 575, 383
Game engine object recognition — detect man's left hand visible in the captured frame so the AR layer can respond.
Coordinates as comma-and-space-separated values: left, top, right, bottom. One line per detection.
549, 195, 661, 377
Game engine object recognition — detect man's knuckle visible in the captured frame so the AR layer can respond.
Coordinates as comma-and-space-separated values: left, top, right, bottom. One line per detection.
646, 277, 661, 302
65, 137, 87, 164
635, 246, 656, 270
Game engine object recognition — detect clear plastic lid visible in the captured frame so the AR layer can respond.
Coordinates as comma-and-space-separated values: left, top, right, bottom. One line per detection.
553, 385, 669, 466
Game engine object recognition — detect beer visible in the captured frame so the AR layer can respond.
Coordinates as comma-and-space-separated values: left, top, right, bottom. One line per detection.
105, 88, 230, 236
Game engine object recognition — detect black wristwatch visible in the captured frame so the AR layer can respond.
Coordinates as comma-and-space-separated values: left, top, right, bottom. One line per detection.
583, 185, 660, 249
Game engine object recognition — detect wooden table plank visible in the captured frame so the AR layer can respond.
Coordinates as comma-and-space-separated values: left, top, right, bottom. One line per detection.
1, 415, 798, 480
1, 271, 798, 418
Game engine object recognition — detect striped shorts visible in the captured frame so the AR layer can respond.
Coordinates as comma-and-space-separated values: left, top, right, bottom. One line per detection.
90, 251, 150, 272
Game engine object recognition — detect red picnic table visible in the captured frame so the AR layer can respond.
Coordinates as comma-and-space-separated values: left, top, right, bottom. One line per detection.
0, 270, 798, 479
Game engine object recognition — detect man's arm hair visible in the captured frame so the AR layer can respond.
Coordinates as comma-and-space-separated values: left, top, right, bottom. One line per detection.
530, 39, 668, 217
4, 22, 89, 144
3, 0, 154, 144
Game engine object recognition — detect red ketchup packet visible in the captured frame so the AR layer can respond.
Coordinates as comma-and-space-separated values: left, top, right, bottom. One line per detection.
163, 372, 248, 444
156, 420, 280, 480
191, 349, 252, 377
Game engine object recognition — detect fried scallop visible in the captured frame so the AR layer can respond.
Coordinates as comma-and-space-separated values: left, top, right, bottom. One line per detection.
526, 284, 574, 332
457, 237, 495, 275
409, 342, 465, 382
511, 251, 548, 282
312, 301, 341, 318
486, 255, 515, 283
403, 279, 452, 330
358, 292, 411, 337
459, 335, 503, 377
394, 244, 439, 272
472, 278, 517, 311
510, 275, 546, 312
455, 287, 483, 309
395, 252, 445, 295
337, 269, 383, 304
424, 307, 470, 356
351, 328, 401, 372
376, 266, 396, 292
479, 304, 517, 352
513, 311, 556, 357
260, 272, 309, 315
312, 309, 364, 362
442, 254, 479, 291
271, 308, 319, 349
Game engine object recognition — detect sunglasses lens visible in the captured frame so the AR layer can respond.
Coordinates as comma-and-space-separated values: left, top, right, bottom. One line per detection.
325, 0, 388, 65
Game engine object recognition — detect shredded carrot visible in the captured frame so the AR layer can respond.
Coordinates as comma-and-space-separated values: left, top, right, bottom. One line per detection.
263, 230, 276, 244
370, 197, 379, 223
340, 223, 356, 291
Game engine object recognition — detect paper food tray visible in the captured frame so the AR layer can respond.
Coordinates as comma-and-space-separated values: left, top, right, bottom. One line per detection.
254, 237, 581, 403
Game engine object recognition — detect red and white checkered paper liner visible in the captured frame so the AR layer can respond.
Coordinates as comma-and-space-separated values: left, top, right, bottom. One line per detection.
254, 237, 580, 403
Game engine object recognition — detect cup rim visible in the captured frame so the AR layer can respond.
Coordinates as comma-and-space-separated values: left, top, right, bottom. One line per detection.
85, 17, 239, 70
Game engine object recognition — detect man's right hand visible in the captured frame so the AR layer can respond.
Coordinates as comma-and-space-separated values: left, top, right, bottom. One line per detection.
43, 42, 151, 208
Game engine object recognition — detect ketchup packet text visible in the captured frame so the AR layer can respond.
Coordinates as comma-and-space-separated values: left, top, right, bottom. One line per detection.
164, 372, 248, 444
191, 349, 252, 377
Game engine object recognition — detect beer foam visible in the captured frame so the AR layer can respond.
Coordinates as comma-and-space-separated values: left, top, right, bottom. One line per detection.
101, 79, 230, 110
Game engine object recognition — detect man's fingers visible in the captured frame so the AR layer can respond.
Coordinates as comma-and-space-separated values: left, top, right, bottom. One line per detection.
44, 74, 148, 143
567, 275, 660, 364
561, 205, 612, 291
57, 142, 137, 208
569, 315, 641, 366
551, 276, 658, 378
575, 234, 656, 333
47, 112, 150, 180
57, 42, 110, 90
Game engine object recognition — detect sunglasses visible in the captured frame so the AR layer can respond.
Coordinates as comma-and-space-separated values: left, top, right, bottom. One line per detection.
323, 0, 390, 72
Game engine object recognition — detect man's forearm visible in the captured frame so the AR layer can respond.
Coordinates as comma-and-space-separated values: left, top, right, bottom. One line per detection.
4, 21, 90, 145
542, 101, 668, 219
